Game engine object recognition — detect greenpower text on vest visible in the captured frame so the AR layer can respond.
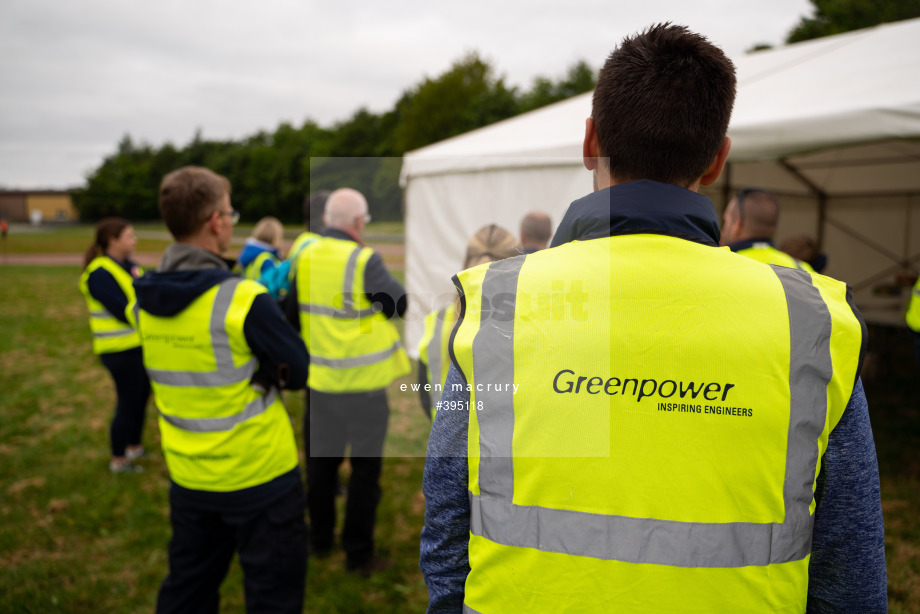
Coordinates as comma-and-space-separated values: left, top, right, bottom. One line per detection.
552, 369, 753, 417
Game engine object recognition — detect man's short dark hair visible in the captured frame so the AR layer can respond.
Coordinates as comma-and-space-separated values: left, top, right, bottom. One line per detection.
158, 166, 231, 239
592, 23, 736, 186
520, 211, 552, 245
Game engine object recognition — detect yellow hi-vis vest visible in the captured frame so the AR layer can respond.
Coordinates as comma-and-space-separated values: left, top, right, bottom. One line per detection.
287, 231, 320, 283
243, 251, 278, 283
418, 302, 458, 418
297, 236, 409, 392
79, 256, 142, 354
452, 235, 863, 614
128, 278, 298, 491
737, 242, 816, 273
289, 231, 320, 261
907, 276, 920, 332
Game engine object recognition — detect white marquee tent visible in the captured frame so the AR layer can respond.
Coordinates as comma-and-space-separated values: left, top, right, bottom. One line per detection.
399, 18, 920, 356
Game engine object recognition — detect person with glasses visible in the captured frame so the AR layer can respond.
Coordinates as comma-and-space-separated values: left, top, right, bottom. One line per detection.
719, 187, 816, 272
283, 187, 410, 577
129, 166, 308, 613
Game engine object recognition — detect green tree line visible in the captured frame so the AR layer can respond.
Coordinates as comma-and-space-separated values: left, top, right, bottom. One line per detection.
74, 54, 595, 223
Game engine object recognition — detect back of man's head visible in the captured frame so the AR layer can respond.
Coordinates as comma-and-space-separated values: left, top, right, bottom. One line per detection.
520, 211, 552, 250
159, 166, 231, 240
737, 189, 780, 239
592, 23, 736, 187
324, 188, 369, 234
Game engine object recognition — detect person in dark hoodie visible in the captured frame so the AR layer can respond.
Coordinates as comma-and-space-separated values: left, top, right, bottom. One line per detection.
129, 166, 308, 614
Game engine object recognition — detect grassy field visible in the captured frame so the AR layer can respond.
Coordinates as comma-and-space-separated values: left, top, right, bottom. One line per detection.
1, 224, 918, 612
0, 265, 430, 613
0, 223, 173, 255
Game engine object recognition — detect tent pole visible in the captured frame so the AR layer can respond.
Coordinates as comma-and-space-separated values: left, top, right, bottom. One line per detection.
778, 159, 828, 249
906, 195, 914, 268
852, 250, 920, 292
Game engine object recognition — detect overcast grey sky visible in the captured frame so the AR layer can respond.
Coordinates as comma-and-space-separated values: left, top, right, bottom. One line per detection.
0, 0, 812, 189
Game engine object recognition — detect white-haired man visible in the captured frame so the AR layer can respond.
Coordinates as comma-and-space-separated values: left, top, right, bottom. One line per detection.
285, 187, 410, 577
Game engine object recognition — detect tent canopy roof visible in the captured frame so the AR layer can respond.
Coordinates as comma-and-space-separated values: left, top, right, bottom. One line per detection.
401, 17, 920, 183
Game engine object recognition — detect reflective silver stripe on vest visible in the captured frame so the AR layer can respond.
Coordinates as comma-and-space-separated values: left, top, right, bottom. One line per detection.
90, 309, 112, 319
474, 258, 522, 502
298, 246, 380, 319
146, 279, 257, 387
428, 306, 447, 407
160, 388, 277, 432
470, 495, 813, 567
468, 257, 833, 567
311, 340, 403, 369
92, 328, 135, 339
463, 606, 484, 614
771, 265, 833, 525
343, 245, 361, 301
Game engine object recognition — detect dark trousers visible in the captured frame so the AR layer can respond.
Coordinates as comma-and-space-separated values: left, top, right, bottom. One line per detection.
913, 330, 920, 366
156, 480, 307, 614
306, 388, 389, 566
99, 347, 150, 456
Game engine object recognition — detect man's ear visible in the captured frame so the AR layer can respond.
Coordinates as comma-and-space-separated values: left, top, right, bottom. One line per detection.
699, 137, 731, 187
206, 209, 220, 235
583, 117, 599, 171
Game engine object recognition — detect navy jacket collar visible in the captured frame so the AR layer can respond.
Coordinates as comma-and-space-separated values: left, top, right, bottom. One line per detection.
323, 227, 363, 246
727, 238, 775, 253
550, 180, 721, 248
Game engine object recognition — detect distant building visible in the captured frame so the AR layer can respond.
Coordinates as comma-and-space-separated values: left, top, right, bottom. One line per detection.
0, 190, 78, 223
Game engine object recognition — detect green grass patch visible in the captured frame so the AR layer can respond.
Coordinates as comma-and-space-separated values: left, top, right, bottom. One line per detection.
0, 224, 172, 254
1, 267, 917, 612
0, 265, 427, 613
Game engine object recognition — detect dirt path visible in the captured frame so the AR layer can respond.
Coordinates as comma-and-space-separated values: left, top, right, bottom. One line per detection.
1, 242, 405, 270
1, 252, 164, 267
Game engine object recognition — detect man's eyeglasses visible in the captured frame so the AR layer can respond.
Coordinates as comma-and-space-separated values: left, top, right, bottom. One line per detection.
357, 212, 372, 224
217, 209, 240, 226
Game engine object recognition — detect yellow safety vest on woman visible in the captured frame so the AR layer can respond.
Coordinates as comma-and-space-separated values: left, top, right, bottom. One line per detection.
418, 302, 458, 419
737, 242, 816, 273
452, 235, 863, 614
242, 251, 279, 283
128, 278, 298, 491
297, 236, 409, 392
79, 256, 142, 354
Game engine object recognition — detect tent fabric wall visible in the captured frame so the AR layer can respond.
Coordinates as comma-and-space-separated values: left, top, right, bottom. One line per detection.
403, 163, 591, 353
400, 18, 920, 356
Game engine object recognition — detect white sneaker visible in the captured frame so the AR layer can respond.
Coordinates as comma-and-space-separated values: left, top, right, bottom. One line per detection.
110, 461, 144, 474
